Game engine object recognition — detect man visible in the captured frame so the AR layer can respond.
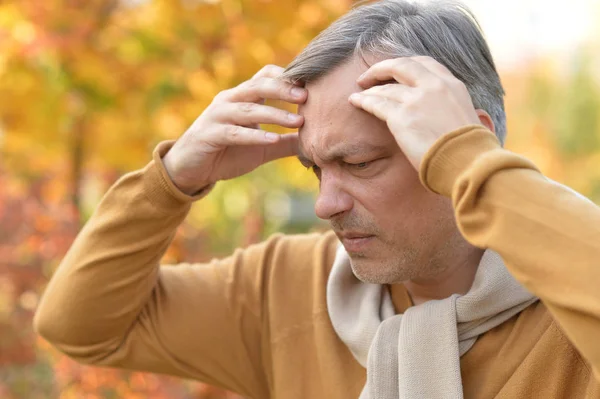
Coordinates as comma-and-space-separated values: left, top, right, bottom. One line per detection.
34, 1, 600, 398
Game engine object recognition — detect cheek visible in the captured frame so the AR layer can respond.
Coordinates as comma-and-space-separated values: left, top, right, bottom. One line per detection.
352, 166, 424, 217
353, 164, 451, 231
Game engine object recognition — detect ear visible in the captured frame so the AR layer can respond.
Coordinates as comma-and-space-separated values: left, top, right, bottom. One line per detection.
475, 109, 495, 133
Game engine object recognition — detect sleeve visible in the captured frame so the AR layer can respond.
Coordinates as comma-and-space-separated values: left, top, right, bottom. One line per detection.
420, 125, 600, 380
33, 141, 276, 398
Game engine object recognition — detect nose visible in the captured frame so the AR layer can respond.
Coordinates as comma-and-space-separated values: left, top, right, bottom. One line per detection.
314, 172, 353, 220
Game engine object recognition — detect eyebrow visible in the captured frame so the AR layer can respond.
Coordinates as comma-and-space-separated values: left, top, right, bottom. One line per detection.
297, 142, 389, 167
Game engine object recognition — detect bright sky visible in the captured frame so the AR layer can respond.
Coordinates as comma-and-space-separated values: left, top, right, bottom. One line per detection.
459, 0, 599, 68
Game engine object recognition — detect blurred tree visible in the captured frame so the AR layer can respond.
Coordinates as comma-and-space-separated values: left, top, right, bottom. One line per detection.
505, 47, 600, 201
0, 0, 346, 397
0, 0, 599, 398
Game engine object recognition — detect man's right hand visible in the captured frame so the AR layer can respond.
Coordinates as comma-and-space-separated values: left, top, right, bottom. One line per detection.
163, 65, 307, 195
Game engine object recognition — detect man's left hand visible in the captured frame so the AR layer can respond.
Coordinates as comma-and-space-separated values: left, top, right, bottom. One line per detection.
349, 56, 482, 170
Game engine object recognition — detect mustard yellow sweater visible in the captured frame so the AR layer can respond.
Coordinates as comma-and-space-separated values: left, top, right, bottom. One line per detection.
35, 126, 600, 398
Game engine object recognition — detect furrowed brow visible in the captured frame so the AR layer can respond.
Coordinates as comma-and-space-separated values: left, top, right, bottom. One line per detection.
326, 143, 388, 161
296, 142, 389, 166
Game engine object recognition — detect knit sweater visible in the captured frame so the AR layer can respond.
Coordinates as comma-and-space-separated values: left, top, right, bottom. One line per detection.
34, 126, 600, 398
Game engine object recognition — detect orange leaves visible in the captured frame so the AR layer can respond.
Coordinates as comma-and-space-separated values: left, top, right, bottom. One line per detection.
0, 0, 348, 396
0, 0, 597, 397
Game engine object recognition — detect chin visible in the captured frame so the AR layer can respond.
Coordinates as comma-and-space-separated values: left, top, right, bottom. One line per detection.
349, 256, 410, 285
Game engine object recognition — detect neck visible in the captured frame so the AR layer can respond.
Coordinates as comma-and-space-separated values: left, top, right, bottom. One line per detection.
403, 246, 484, 306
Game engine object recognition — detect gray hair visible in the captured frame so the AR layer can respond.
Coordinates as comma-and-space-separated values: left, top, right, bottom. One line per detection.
282, 0, 506, 144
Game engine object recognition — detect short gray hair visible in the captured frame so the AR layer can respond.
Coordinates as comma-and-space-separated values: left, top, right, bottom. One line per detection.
282, 0, 506, 144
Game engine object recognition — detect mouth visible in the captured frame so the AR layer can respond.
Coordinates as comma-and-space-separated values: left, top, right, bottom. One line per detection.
338, 232, 376, 252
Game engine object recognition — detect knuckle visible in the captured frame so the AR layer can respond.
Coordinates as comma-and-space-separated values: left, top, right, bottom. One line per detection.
426, 79, 447, 93
393, 57, 410, 67
246, 78, 261, 89
410, 89, 425, 101
405, 95, 421, 110
214, 90, 231, 102
452, 79, 468, 92
238, 102, 255, 114
415, 55, 434, 63
254, 64, 282, 78
225, 125, 240, 139
239, 79, 257, 94
263, 64, 281, 75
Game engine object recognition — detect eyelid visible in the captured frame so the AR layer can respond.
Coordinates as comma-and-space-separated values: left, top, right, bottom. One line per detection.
297, 157, 314, 168
346, 160, 372, 168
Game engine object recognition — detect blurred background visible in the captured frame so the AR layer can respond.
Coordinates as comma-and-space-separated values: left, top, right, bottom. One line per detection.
0, 0, 599, 398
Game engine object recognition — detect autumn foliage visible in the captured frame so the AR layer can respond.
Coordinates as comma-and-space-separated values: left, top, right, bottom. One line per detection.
0, 0, 599, 398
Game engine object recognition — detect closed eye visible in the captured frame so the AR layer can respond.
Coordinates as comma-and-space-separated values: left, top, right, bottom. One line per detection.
346, 161, 372, 169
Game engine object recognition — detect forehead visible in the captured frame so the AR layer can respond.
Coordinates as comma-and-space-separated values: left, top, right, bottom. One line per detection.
297, 57, 392, 161
299, 57, 367, 136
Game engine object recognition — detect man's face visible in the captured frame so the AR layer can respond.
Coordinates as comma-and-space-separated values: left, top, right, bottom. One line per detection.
298, 57, 465, 284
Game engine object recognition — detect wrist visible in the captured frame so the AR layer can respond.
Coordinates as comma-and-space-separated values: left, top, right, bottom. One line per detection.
162, 148, 210, 196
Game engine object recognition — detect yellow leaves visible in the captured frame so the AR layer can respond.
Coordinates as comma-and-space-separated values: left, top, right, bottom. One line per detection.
0, 3, 24, 32
187, 69, 220, 100
0, 54, 6, 76
299, 2, 326, 28
188, 193, 218, 227
70, 52, 119, 97
11, 20, 36, 45
211, 50, 236, 83
274, 156, 319, 191
278, 27, 307, 52
222, 184, 251, 219
220, 0, 243, 21
0, 66, 37, 93
116, 36, 148, 66
322, 0, 352, 15
154, 106, 187, 138
248, 37, 275, 64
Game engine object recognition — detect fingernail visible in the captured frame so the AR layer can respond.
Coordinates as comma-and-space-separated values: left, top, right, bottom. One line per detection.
358, 72, 366, 80
349, 93, 361, 101
265, 132, 279, 142
291, 87, 305, 98
287, 113, 301, 122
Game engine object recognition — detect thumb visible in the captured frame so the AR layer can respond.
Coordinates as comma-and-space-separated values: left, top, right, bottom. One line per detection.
262, 133, 299, 163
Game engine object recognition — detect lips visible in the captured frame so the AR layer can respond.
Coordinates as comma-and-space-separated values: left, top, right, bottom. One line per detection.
338, 232, 375, 252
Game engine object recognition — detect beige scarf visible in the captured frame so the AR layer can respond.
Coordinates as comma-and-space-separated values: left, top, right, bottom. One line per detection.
327, 245, 537, 399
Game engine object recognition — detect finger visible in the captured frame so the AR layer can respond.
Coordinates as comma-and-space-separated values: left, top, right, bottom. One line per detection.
228, 77, 307, 104
215, 102, 304, 128
357, 58, 434, 89
263, 133, 299, 163
253, 64, 285, 79
348, 93, 398, 123
359, 83, 412, 103
212, 125, 283, 146
411, 56, 456, 81
411, 56, 474, 106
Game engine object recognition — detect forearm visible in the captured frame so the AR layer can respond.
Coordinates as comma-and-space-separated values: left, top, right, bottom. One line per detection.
34, 142, 204, 357
421, 126, 600, 377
